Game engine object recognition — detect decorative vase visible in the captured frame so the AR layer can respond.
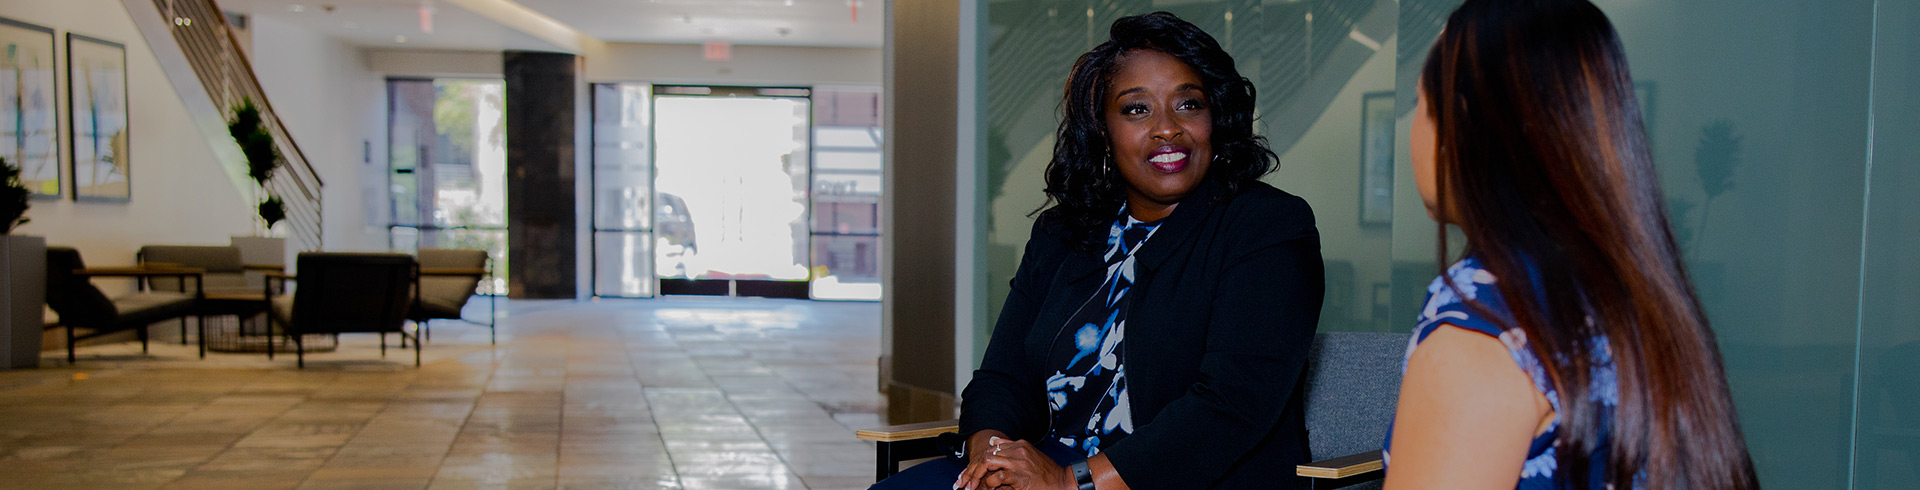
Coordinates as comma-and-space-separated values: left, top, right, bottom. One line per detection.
0, 234, 46, 370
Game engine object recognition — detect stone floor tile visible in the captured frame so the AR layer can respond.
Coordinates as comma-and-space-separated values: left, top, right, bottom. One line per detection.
0, 298, 880, 490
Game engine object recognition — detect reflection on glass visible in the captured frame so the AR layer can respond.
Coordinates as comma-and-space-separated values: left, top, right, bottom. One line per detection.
1858, 1, 1920, 487
594, 83, 653, 231
652, 95, 811, 281
812, 235, 881, 300
592, 83, 656, 297
812, 87, 884, 300
386, 78, 509, 291
595, 231, 654, 297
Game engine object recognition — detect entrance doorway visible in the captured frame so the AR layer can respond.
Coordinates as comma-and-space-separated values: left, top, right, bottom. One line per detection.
651, 86, 812, 298
590, 84, 883, 300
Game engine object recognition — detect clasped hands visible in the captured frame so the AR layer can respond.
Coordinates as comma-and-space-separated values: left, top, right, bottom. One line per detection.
953, 430, 1076, 490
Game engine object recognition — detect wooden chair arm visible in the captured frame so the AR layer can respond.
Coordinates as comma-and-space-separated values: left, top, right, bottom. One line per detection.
1296, 450, 1384, 479
262, 270, 294, 279
243, 263, 286, 271
73, 267, 205, 277
856, 420, 959, 442
420, 268, 488, 276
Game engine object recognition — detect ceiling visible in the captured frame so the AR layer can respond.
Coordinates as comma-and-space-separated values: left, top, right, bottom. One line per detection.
233, 0, 564, 51
514, 0, 881, 48
227, 0, 882, 52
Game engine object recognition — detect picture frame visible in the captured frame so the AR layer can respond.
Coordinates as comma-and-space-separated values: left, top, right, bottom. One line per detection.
67, 32, 128, 202
0, 17, 60, 199
1359, 91, 1395, 227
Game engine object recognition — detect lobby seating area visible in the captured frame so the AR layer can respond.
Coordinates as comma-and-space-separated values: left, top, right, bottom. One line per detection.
39, 246, 494, 369
0, 297, 883, 490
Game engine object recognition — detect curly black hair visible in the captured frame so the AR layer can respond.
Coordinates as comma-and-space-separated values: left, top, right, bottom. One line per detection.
1036, 11, 1276, 253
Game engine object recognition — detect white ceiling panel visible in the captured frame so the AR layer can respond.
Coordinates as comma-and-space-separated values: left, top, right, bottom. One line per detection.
230, 0, 564, 52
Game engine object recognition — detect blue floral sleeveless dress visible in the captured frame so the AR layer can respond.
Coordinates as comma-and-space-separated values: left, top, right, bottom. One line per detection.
1382, 257, 1622, 490
1043, 210, 1161, 457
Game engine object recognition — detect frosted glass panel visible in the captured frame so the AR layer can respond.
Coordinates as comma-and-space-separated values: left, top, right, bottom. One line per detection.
977, 1, 1909, 488
595, 231, 654, 298
1857, 0, 1920, 487
1596, 2, 1873, 487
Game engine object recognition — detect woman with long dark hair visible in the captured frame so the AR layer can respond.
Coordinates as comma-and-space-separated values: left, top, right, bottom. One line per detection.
871, 11, 1324, 490
1385, 1, 1758, 489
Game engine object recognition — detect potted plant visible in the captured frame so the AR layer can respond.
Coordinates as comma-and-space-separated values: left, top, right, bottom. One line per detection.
0, 156, 46, 369
227, 99, 287, 272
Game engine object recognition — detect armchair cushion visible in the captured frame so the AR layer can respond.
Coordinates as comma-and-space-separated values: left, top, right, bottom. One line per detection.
413, 249, 487, 320
110, 291, 196, 325
268, 294, 294, 327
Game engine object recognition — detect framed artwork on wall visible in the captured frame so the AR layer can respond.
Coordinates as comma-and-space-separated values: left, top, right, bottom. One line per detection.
67, 33, 128, 202
0, 17, 60, 199
1359, 91, 1395, 227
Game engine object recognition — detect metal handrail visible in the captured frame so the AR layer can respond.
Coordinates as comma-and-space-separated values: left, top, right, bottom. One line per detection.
151, 0, 324, 250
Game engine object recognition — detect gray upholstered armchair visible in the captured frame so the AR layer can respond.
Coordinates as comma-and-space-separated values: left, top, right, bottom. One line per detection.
263, 252, 419, 368
138, 245, 256, 353
857, 332, 1408, 489
43, 247, 202, 363
409, 248, 494, 345
138, 245, 250, 296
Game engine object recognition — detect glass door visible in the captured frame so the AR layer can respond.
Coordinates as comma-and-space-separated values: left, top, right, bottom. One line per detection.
651, 86, 812, 298
591, 83, 655, 297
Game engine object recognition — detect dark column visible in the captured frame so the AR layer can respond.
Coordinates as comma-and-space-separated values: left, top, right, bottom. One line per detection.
882, 0, 960, 424
504, 51, 581, 299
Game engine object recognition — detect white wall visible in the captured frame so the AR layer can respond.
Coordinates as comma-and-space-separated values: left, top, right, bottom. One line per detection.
0, 0, 254, 271
248, 15, 388, 252
367, 49, 504, 79
371, 43, 881, 87
585, 42, 881, 86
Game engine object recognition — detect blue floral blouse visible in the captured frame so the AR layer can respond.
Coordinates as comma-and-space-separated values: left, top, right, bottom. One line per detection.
1383, 257, 1622, 490
1044, 210, 1161, 457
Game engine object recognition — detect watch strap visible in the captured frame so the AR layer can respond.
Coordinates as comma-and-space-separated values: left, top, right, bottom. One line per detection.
1070, 460, 1095, 490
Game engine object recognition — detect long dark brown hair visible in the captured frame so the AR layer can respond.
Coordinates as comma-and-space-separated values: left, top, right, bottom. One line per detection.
1422, 1, 1758, 488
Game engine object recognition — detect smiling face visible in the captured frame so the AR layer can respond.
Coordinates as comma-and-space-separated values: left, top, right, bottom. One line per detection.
1105, 49, 1213, 222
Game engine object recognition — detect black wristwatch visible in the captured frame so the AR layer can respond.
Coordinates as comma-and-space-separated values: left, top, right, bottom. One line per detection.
1070, 460, 1095, 490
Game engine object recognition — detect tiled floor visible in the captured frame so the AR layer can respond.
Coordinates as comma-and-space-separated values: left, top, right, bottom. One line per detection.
0, 297, 884, 490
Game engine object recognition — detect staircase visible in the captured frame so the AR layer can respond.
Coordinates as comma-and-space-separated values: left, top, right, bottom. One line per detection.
146, 0, 324, 251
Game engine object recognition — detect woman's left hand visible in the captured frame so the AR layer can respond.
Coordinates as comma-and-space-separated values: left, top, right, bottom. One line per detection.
976, 439, 1075, 490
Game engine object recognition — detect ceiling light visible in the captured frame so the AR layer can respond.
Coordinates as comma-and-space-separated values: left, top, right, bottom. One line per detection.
784, 0, 793, 5
395, 35, 408, 43
287, 4, 305, 12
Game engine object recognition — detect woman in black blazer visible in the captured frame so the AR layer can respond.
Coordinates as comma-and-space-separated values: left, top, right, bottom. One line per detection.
871, 12, 1324, 490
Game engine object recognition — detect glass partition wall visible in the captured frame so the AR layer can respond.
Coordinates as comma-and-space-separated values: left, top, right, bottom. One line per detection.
977, 0, 1917, 487
589, 83, 886, 300
387, 78, 508, 294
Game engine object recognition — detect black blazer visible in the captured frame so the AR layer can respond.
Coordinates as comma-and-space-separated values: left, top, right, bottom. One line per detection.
959, 179, 1324, 489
